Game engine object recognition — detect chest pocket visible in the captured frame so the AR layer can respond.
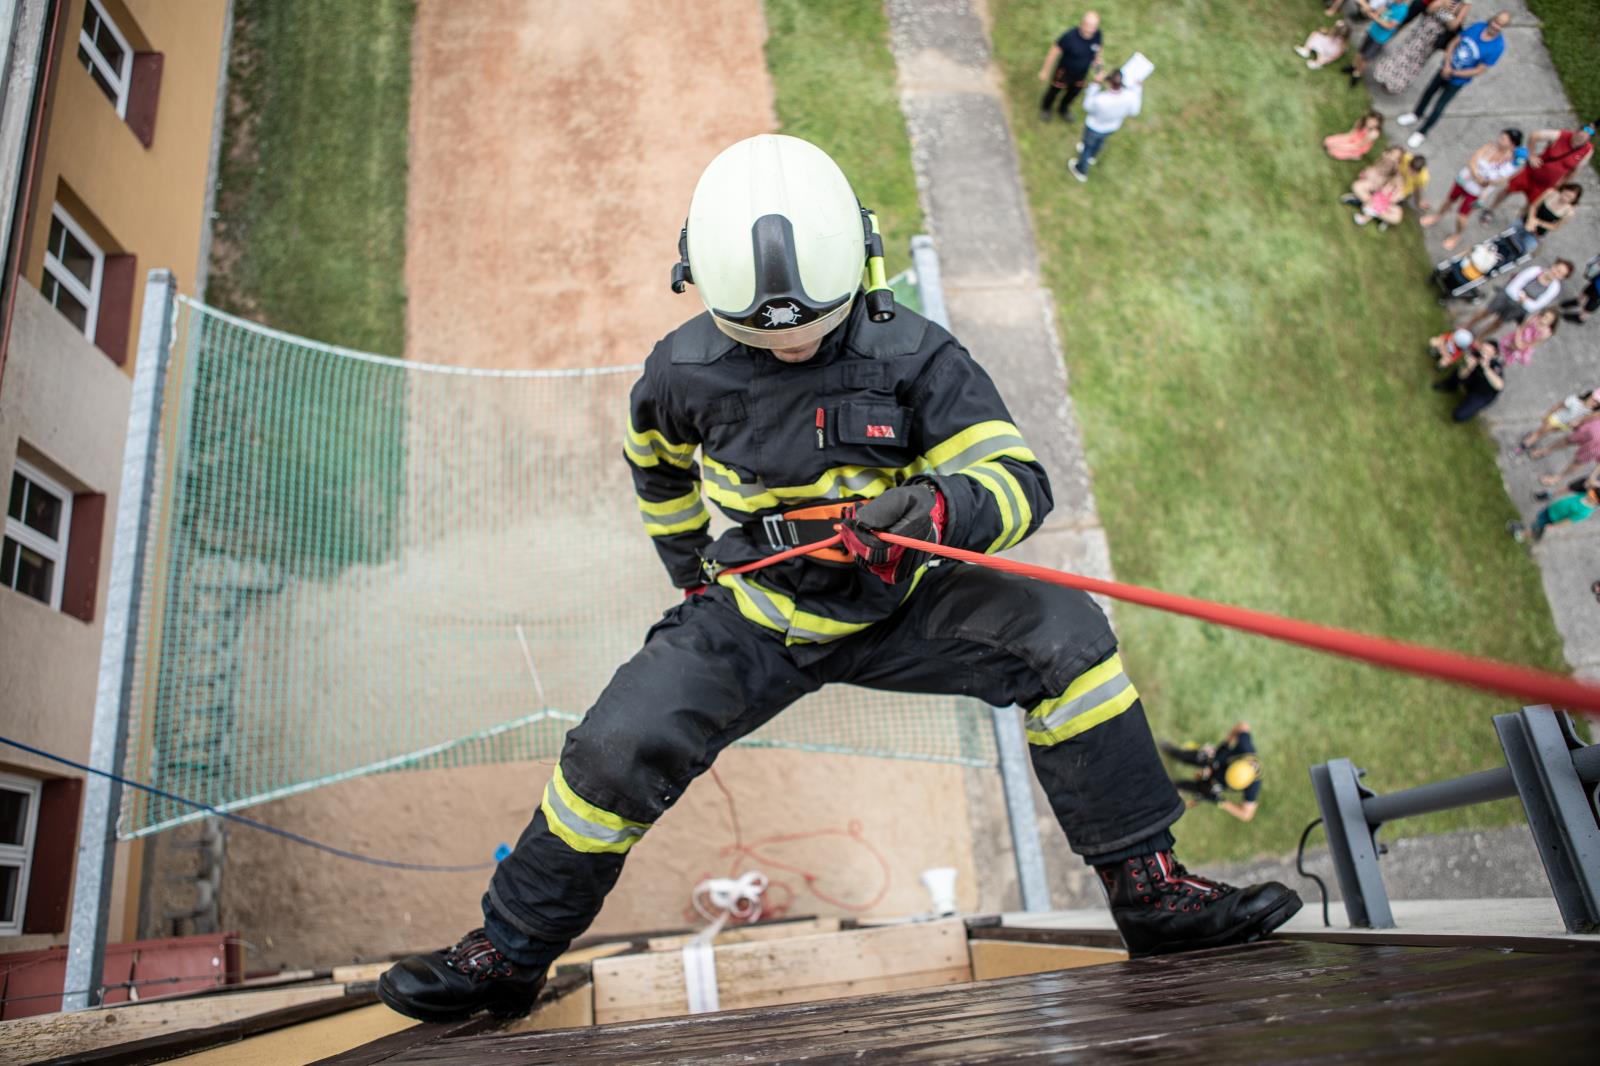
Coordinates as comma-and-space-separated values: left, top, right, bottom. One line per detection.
837, 401, 912, 447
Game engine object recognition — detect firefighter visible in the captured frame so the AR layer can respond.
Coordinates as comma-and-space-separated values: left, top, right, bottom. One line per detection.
1162, 721, 1264, 822
379, 135, 1301, 1022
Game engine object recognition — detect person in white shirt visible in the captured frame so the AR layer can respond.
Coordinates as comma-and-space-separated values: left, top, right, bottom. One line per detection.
1461, 259, 1573, 338
1420, 129, 1525, 250
1069, 69, 1142, 181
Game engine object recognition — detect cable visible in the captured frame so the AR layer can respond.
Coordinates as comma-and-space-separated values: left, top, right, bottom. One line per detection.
0, 735, 495, 873
1296, 818, 1331, 928
846, 532, 1600, 715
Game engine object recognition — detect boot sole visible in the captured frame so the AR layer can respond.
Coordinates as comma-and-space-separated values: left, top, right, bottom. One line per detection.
1128, 890, 1304, 959
376, 973, 536, 1024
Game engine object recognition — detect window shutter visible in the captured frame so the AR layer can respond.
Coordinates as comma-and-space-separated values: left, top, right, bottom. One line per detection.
126, 52, 163, 148
95, 254, 136, 365
22, 777, 83, 935
62, 492, 105, 623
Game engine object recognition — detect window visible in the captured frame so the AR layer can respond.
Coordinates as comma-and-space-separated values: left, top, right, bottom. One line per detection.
77, 0, 133, 117
41, 204, 103, 341
3, 459, 73, 609
0, 774, 42, 937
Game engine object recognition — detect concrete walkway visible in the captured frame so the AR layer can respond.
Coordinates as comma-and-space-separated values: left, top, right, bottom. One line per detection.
1365, 2, 1599, 685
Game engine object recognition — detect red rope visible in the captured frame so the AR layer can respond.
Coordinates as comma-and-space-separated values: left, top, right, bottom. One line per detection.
720, 528, 1600, 716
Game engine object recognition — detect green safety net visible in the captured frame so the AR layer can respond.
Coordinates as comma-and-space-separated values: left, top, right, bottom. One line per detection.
120, 298, 995, 837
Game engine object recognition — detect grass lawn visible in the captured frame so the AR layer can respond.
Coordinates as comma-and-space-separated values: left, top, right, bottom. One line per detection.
988, 1, 1567, 863
765, 0, 924, 275
207, 0, 413, 355
197, 0, 415, 574
1529, 1, 1600, 140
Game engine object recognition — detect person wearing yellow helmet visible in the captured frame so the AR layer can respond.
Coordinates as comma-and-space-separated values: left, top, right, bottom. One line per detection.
1160, 721, 1262, 822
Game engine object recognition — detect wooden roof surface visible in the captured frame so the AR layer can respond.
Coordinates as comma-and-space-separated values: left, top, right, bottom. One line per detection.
343, 939, 1600, 1064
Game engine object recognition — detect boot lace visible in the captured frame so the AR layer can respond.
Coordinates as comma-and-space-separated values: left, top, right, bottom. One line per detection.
442, 929, 519, 982
1117, 851, 1236, 913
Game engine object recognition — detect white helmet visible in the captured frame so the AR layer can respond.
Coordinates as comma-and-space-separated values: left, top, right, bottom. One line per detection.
673, 134, 884, 350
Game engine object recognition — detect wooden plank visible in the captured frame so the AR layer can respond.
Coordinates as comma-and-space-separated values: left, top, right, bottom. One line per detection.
0, 985, 350, 1063
161, 1003, 415, 1066
645, 917, 842, 953
968, 940, 1125, 981
499, 979, 595, 1034
592, 918, 970, 1025
330, 963, 393, 985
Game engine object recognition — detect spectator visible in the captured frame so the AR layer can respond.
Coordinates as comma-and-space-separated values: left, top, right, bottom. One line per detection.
1324, 111, 1384, 160
1460, 259, 1572, 337
1510, 183, 1583, 255
1481, 124, 1595, 222
1069, 69, 1141, 182
1346, 149, 1430, 226
1537, 416, 1600, 487
1297, 19, 1351, 69
1431, 337, 1504, 421
1419, 128, 1523, 250
1038, 11, 1103, 123
1509, 481, 1600, 544
1428, 326, 1476, 368
1519, 386, 1600, 454
1558, 255, 1600, 324
1347, 1, 1412, 85
1374, 0, 1472, 94
1494, 308, 1559, 366
1397, 11, 1511, 149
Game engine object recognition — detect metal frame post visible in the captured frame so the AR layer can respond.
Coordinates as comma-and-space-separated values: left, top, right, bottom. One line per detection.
992, 704, 1051, 912
910, 235, 949, 330
63, 270, 176, 1010
1494, 707, 1600, 933
1309, 758, 1394, 929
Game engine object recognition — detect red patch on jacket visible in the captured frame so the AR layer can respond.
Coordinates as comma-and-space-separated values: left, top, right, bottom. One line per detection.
865, 424, 896, 439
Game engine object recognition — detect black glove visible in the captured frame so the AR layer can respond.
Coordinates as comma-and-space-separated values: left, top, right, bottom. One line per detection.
839, 482, 946, 583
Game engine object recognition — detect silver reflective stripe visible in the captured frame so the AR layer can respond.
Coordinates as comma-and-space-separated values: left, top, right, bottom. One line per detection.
703, 461, 770, 499
642, 500, 707, 527
545, 782, 645, 845
1032, 672, 1132, 734
934, 434, 1031, 475
624, 437, 655, 461
727, 574, 791, 630
834, 468, 893, 493
967, 464, 1021, 539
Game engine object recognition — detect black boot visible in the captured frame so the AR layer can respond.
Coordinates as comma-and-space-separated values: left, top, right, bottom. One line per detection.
1099, 850, 1301, 958
378, 928, 545, 1023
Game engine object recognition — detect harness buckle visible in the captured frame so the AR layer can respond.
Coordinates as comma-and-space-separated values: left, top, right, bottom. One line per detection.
762, 513, 796, 551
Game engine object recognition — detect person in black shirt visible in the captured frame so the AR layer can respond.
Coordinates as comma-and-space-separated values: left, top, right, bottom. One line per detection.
1161, 721, 1263, 822
1038, 11, 1104, 122
1431, 337, 1506, 422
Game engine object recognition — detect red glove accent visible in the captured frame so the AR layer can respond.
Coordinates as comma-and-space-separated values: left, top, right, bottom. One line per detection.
838, 484, 946, 584
683, 585, 708, 599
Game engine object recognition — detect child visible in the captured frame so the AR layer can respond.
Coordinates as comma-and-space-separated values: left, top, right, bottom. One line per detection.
1297, 20, 1351, 69
1518, 387, 1600, 454
1509, 483, 1599, 543
1428, 327, 1476, 369
1324, 111, 1382, 160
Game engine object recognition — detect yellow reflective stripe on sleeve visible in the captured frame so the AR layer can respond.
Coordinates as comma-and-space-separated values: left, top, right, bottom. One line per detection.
637, 488, 709, 537
540, 763, 652, 855
962, 460, 1031, 553
916, 420, 1035, 476
625, 418, 696, 470
1025, 653, 1138, 746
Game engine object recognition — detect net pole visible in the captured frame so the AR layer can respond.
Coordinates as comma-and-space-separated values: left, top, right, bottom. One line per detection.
64, 270, 176, 1011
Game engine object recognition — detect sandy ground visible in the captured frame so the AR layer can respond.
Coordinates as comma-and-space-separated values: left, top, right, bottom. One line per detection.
217, 0, 1003, 968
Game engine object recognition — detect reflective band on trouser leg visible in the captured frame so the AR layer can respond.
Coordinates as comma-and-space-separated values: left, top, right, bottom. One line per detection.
1026, 653, 1138, 745
540, 763, 652, 854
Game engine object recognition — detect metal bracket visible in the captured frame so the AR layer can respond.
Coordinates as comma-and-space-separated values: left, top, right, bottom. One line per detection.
1309, 758, 1394, 929
1494, 707, 1600, 933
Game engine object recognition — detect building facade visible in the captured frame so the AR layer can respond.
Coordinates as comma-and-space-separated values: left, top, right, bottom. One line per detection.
0, 0, 227, 955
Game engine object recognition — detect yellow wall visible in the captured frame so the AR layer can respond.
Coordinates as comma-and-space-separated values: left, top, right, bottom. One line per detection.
25, 0, 228, 372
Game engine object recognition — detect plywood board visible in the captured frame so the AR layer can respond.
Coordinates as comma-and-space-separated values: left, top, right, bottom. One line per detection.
164, 1002, 415, 1065
0, 984, 347, 1062
645, 917, 842, 953
499, 979, 595, 1035
593, 918, 970, 1024
968, 940, 1125, 981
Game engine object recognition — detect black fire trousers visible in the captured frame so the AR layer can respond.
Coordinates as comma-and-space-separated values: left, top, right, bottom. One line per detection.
1040, 73, 1088, 117
482, 562, 1184, 968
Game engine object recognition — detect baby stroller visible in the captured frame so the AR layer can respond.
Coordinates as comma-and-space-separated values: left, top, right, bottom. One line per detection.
1432, 226, 1535, 302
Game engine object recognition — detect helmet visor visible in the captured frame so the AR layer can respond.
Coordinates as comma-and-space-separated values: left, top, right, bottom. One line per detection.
711, 296, 854, 351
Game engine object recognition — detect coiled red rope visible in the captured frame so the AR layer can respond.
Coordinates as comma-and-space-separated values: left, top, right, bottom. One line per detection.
718, 530, 1600, 717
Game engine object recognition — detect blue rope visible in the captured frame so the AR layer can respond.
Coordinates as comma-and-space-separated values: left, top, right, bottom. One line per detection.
0, 735, 496, 873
